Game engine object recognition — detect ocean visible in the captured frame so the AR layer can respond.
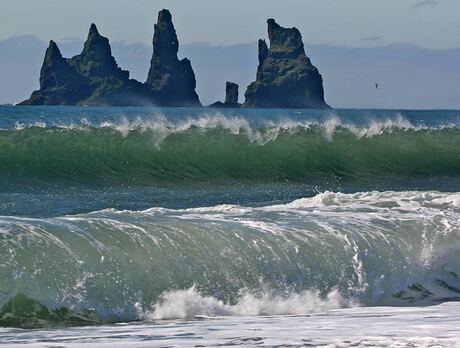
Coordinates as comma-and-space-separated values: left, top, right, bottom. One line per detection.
0, 106, 459, 347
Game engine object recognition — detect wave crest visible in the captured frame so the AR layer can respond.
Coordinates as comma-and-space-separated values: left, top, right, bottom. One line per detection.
1, 191, 460, 327
9, 112, 456, 143
3, 114, 460, 186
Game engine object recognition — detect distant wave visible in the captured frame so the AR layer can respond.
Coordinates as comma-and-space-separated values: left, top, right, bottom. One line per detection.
1, 114, 460, 185
9, 113, 452, 140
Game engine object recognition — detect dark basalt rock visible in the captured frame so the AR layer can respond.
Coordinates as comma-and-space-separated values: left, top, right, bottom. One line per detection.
68, 24, 151, 106
225, 82, 239, 105
21, 24, 151, 106
244, 19, 330, 109
21, 11, 331, 109
71, 24, 127, 79
258, 39, 269, 69
21, 11, 201, 107
20, 41, 90, 105
209, 81, 240, 108
145, 9, 201, 107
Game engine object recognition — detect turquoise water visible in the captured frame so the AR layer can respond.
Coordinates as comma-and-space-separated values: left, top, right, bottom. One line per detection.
1, 106, 460, 330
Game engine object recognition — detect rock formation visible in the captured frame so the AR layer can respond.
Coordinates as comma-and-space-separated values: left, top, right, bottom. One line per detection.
21, 24, 150, 106
20, 40, 89, 105
21, 12, 331, 108
244, 19, 329, 109
209, 81, 240, 108
21, 10, 201, 107
145, 9, 201, 107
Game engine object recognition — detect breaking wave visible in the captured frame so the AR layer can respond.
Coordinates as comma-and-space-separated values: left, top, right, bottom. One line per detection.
2, 114, 460, 186
147, 287, 350, 320
1, 190, 460, 327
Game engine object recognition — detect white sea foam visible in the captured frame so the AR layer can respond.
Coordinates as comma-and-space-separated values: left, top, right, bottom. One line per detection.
269, 190, 460, 210
2, 303, 459, 347
146, 286, 351, 320
14, 121, 47, 130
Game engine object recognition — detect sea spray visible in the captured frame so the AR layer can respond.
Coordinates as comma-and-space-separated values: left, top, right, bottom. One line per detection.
1, 191, 460, 327
147, 286, 351, 320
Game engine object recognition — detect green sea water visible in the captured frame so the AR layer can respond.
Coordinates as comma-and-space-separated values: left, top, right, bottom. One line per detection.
1, 106, 460, 329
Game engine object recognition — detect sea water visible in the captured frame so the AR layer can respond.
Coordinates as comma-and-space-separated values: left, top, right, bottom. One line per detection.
0, 106, 460, 347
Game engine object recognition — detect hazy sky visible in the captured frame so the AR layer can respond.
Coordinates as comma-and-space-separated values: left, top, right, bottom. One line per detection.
1, 0, 459, 48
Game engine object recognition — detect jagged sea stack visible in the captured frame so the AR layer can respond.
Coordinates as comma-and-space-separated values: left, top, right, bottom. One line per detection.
20, 41, 89, 105
21, 24, 150, 106
225, 82, 239, 105
244, 19, 329, 109
209, 82, 240, 108
70, 24, 149, 106
145, 9, 201, 107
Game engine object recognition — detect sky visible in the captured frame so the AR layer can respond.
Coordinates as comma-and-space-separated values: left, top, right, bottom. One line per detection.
1, 0, 459, 108
1, 0, 460, 48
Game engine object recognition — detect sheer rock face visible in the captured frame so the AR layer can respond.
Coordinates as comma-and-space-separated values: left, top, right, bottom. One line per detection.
72, 24, 123, 78
224, 82, 239, 105
66, 24, 150, 106
209, 81, 240, 108
244, 19, 329, 109
146, 9, 201, 107
21, 25, 150, 106
21, 41, 90, 105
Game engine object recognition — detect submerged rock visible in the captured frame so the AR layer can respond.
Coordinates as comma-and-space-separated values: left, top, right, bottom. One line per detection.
209, 81, 240, 108
244, 19, 329, 109
145, 9, 201, 107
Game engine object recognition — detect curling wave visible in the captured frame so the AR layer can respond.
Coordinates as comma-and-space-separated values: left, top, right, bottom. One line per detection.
1, 114, 460, 186
1, 191, 460, 327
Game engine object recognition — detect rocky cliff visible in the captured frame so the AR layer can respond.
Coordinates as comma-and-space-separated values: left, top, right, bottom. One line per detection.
145, 9, 201, 107
244, 19, 329, 109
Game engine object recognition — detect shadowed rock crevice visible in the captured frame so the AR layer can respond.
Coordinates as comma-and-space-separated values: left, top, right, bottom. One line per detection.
244, 19, 330, 109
